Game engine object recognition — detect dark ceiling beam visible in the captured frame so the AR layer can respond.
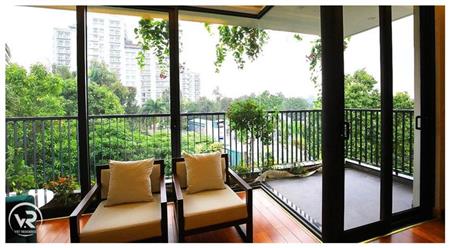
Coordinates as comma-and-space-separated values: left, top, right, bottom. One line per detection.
110, 5, 273, 19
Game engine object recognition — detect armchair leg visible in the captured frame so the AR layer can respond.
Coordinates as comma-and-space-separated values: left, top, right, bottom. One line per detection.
178, 231, 184, 243
161, 229, 168, 243
246, 219, 253, 243
69, 216, 80, 243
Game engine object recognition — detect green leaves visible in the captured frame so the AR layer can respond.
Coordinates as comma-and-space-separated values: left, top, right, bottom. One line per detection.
6, 63, 65, 117
212, 25, 269, 73
135, 19, 268, 74
227, 98, 274, 146
135, 18, 169, 77
293, 33, 303, 41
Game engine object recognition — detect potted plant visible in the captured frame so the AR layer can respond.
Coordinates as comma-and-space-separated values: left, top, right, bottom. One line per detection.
44, 176, 77, 204
41, 176, 80, 218
227, 98, 275, 176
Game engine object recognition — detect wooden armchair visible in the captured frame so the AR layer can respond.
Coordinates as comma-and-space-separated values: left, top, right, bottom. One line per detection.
172, 154, 253, 242
69, 160, 168, 243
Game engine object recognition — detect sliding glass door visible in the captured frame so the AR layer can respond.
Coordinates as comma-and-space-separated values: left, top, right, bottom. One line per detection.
321, 6, 435, 242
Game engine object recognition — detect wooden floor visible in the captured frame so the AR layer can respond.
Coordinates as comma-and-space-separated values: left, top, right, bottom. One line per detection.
370, 219, 445, 243
36, 189, 320, 243
35, 189, 444, 243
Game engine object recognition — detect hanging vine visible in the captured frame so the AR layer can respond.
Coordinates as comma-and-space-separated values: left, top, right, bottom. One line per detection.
206, 23, 269, 73
305, 37, 351, 95
134, 19, 170, 78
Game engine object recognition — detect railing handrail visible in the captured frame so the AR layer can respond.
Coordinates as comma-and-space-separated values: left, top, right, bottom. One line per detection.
5, 108, 414, 121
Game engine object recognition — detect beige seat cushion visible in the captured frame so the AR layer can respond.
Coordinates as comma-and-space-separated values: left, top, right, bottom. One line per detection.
183, 185, 248, 230
80, 195, 161, 242
101, 163, 161, 200
183, 152, 225, 193
104, 159, 154, 206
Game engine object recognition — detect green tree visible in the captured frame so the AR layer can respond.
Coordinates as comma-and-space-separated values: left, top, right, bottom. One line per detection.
61, 79, 124, 115
227, 98, 275, 170
52, 64, 75, 80
394, 91, 414, 109
110, 82, 139, 114
282, 97, 311, 110
254, 91, 283, 110
344, 69, 380, 108
88, 60, 138, 114
88, 60, 119, 87
6, 63, 65, 117
142, 99, 167, 114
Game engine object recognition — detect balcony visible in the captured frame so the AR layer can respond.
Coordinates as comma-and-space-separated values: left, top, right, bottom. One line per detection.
5, 108, 414, 223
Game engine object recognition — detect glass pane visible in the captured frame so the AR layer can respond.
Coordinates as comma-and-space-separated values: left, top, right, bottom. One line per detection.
392, 6, 417, 213
5, 6, 78, 218
86, 8, 171, 177
343, 6, 381, 230
179, 6, 322, 233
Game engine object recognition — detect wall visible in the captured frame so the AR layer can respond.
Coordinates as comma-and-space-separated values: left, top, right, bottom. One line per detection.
434, 6, 445, 218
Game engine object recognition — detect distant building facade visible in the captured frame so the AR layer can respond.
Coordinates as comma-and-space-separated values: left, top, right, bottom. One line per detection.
52, 26, 76, 70
52, 14, 201, 106
124, 39, 155, 105
154, 65, 201, 102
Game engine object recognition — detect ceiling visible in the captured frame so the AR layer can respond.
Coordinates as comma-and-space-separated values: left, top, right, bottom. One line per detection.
196, 6, 267, 15
43, 5, 414, 37
179, 6, 414, 37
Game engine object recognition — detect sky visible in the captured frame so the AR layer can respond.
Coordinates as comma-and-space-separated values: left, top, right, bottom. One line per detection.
5, 6, 415, 101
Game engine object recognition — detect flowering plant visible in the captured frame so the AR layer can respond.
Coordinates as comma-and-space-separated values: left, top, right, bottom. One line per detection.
44, 176, 77, 204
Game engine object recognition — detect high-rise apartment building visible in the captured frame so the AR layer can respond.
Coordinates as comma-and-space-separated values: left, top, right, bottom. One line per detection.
124, 39, 155, 105
87, 16, 124, 79
52, 15, 201, 106
153, 65, 201, 102
52, 26, 76, 70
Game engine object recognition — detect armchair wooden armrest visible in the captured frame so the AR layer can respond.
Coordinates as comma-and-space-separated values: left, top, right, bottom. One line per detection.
159, 176, 168, 242
69, 184, 99, 243
172, 174, 185, 242
228, 168, 253, 242
172, 174, 184, 202
228, 168, 252, 192
228, 167, 253, 205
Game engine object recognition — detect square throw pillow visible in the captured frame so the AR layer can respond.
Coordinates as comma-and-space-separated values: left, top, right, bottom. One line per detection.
104, 158, 154, 207
184, 152, 225, 194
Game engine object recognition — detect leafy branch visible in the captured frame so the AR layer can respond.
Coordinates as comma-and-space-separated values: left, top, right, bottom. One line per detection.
206, 24, 269, 73
134, 19, 169, 78
306, 37, 351, 95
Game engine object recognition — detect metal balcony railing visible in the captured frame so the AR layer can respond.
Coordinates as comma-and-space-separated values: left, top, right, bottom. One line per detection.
5, 109, 414, 194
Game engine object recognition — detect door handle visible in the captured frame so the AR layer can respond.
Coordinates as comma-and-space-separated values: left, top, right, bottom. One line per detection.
344, 121, 350, 140
415, 115, 422, 130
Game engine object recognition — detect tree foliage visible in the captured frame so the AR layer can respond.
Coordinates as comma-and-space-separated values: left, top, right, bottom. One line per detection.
6, 63, 65, 117
207, 24, 269, 72
306, 38, 351, 95
88, 60, 119, 87
227, 98, 274, 145
135, 20, 269, 75
394, 91, 414, 109
134, 19, 170, 77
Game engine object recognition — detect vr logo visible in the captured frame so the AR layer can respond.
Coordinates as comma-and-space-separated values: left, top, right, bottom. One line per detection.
8, 202, 43, 237
14, 210, 37, 229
